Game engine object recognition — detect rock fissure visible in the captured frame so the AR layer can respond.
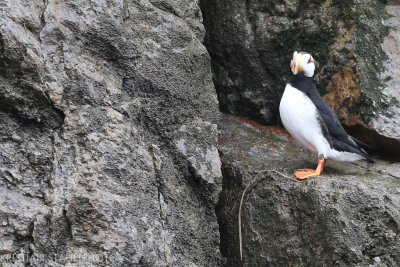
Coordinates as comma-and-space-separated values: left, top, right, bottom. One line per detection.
150, 143, 168, 263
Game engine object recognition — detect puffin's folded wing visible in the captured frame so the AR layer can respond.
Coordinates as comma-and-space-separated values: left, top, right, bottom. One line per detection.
307, 85, 368, 158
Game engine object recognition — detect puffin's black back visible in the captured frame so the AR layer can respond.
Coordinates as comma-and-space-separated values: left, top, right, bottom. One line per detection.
288, 74, 372, 161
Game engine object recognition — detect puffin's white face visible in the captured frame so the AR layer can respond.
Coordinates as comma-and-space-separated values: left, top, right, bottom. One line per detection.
290, 51, 315, 77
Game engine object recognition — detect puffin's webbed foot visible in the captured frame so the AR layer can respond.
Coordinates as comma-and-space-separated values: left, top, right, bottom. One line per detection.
294, 158, 326, 180
294, 169, 319, 179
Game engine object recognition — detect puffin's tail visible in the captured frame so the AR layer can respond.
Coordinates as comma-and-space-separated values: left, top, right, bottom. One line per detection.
362, 151, 375, 163
353, 138, 375, 163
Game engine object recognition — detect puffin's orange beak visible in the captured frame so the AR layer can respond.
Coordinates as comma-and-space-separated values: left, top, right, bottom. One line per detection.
291, 54, 302, 75
291, 58, 296, 73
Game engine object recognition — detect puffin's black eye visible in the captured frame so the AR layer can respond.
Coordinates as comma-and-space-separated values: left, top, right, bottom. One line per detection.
308, 57, 313, 64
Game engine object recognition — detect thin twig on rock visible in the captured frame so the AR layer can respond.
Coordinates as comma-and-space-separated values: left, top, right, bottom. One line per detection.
238, 169, 299, 261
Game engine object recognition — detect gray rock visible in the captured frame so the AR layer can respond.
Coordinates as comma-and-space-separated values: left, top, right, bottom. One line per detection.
0, 0, 221, 266
374, 5, 400, 139
201, 0, 400, 152
218, 114, 400, 266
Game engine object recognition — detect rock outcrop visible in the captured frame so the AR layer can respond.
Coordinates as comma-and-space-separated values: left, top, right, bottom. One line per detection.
218, 115, 400, 266
0, 0, 221, 265
201, 0, 400, 153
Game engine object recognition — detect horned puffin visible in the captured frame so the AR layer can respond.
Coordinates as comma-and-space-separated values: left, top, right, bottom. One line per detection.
279, 51, 373, 180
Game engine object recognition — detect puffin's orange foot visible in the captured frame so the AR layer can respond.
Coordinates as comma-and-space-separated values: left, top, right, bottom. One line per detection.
294, 158, 326, 180
294, 169, 319, 180
296, 168, 315, 172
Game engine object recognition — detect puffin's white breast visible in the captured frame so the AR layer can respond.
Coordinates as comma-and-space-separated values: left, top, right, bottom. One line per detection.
279, 84, 331, 157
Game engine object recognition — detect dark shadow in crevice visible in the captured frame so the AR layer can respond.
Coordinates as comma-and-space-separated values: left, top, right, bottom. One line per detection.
345, 125, 400, 163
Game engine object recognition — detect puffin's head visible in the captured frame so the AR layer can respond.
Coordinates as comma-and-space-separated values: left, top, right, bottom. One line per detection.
290, 51, 315, 77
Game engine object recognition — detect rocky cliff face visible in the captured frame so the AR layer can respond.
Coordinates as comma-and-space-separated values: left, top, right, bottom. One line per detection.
201, 0, 400, 154
0, 0, 221, 265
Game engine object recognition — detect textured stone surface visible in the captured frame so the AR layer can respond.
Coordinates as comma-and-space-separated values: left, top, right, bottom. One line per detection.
0, 0, 221, 265
218, 114, 400, 266
373, 5, 400, 139
201, 0, 400, 151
